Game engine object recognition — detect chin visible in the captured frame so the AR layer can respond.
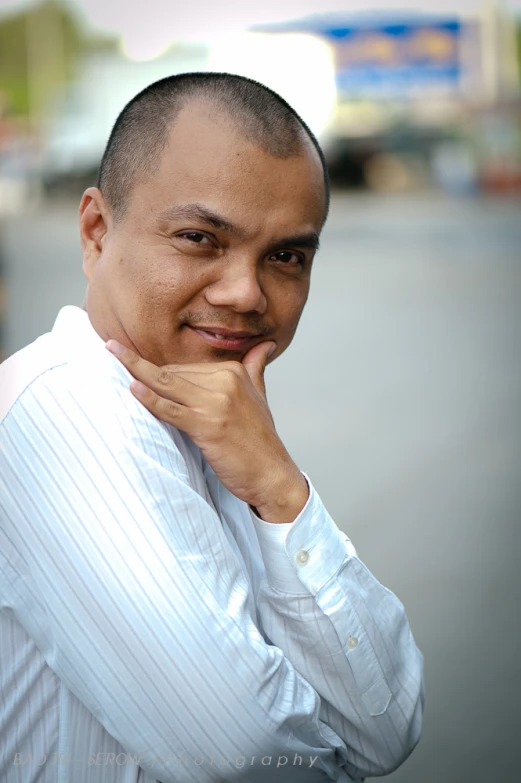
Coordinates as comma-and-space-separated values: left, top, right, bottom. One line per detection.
213, 349, 244, 360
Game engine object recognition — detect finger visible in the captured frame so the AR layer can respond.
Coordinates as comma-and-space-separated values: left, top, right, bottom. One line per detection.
161, 361, 245, 376
105, 340, 207, 407
241, 341, 277, 397
130, 381, 191, 429
159, 370, 224, 394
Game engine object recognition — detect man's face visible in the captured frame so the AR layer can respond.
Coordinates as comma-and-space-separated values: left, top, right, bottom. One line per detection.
82, 100, 327, 367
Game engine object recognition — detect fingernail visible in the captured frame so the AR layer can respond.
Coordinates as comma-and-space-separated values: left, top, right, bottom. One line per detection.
131, 381, 148, 396
267, 343, 277, 358
106, 340, 126, 356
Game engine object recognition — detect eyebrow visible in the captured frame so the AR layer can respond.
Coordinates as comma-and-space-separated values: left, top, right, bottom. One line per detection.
270, 232, 320, 252
157, 202, 320, 252
157, 203, 245, 237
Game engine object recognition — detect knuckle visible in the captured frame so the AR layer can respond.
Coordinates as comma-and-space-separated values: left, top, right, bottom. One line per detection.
215, 391, 232, 412
223, 360, 242, 372
124, 350, 139, 367
166, 400, 180, 418
229, 361, 246, 377
220, 368, 240, 389
157, 369, 174, 386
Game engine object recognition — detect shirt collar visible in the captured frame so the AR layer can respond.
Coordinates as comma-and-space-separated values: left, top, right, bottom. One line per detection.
52, 305, 106, 357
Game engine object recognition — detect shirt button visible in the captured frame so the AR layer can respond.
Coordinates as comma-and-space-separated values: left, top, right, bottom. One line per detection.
295, 549, 309, 566
347, 636, 359, 649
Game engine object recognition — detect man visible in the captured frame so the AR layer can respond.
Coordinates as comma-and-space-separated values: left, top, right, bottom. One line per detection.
0, 73, 424, 783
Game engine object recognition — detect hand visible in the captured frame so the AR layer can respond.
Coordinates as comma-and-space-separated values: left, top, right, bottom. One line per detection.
105, 340, 309, 523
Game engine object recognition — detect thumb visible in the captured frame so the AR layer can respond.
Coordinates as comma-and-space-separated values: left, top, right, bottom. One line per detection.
241, 340, 277, 396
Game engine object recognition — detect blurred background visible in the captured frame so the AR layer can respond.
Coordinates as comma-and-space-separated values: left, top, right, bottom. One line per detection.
0, 0, 520, 781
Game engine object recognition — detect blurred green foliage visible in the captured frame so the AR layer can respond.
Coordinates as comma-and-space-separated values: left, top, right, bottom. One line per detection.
0, 0, 115, 118
517, 22, 521, 78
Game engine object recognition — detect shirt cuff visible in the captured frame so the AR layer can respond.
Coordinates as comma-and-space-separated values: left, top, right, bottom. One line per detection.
250, 472, 358, 595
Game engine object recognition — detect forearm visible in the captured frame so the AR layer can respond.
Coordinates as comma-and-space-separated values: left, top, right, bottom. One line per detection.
251, 476, 425, 777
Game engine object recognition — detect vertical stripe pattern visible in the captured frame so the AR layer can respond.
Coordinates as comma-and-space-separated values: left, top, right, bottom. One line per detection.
0, 306, 424, 783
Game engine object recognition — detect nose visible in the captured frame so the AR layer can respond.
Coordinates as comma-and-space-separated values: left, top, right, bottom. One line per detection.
204, 261, 268, 314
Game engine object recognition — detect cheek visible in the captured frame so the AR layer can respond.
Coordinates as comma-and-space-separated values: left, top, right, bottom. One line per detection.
117, 247, 203, 306
270, 285, 309, 340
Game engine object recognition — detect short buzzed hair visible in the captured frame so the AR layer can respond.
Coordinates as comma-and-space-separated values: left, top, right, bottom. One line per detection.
97, 72, 330, 221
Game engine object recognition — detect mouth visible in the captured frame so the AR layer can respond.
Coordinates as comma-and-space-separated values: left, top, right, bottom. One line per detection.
188, 326, 261, 351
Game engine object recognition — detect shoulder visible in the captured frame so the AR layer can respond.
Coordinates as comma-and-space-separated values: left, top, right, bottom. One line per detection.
0, 344, 191, 482
0, 331, 67, 422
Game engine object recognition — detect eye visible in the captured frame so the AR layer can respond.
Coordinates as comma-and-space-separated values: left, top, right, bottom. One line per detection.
270, 250, 303, 266
176, 231, 213, 245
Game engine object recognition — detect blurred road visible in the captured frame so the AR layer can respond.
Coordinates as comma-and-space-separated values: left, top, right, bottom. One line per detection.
2, 191, 521, 783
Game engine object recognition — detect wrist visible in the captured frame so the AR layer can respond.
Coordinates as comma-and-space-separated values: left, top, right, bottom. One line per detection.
252, 469, 309, 524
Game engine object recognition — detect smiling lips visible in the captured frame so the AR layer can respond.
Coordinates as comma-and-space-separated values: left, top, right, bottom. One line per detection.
189, 326, 262, 351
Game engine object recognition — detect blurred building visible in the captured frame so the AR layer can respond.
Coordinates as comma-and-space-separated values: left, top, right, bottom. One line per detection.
0, 0, 520, 202
40, 43, 208, 192
256, 3, 521, 193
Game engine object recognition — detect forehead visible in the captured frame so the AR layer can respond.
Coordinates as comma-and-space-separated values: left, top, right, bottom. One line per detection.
130, 100, 327, 232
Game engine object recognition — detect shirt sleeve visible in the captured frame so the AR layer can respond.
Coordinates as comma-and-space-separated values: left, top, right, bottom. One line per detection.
251, 472, 359, 593
250, 474, 425, 777
0, 359, 424, 783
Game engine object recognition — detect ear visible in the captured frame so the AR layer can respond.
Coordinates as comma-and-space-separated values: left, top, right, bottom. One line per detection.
79, 187, 111, 282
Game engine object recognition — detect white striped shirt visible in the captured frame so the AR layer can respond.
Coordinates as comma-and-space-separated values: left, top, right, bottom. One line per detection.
0, 305, 425, 783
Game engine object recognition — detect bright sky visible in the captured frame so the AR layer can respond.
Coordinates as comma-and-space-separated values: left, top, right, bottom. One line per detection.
1, 0, 520, 66
1, 0, 521, 39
